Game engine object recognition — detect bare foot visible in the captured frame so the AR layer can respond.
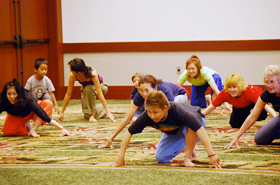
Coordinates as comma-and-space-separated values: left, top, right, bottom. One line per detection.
28, 130, 40, 138
191, 150, 198, 161
184, 157, 195, 167
89, 115, 97, 122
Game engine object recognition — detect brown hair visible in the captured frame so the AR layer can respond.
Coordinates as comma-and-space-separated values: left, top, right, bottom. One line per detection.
131, 72, 144, 82
139, 74, 162, 89
186, 55, 203, 78
145, 91, 170, 110
68, 58, 93, 78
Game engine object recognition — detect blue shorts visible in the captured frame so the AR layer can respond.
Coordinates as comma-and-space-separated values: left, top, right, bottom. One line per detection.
190, 74, 224, 108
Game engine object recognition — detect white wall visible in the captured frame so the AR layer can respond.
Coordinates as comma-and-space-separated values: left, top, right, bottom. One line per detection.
61, 0, 280, 42
64, 51, 280, 86
61, 0, 280, 86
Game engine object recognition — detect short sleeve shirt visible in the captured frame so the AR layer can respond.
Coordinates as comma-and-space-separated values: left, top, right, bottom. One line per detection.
178, 66, 217, 86
128, 102, 204, 135
25, 75, 55, 99
260, 89, 280, 113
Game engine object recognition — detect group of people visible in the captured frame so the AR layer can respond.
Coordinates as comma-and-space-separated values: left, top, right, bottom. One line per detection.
0, 55, 279, 169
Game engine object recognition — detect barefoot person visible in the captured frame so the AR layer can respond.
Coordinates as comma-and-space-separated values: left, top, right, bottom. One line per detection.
100, 74, 188, 148
114, 91, 221, 169
57, 58, 115, 122
0, 79, 71, 137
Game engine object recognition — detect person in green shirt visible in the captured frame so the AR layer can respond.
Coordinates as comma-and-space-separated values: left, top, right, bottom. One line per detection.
178, 55, 231, 109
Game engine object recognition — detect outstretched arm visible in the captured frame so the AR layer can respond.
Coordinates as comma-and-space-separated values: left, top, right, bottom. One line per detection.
99, 103, 139, 148
49, 119, 71, 136
225, 97, 266, 149
264, 104, 277, 118
57, 74, 75, 121
196, 127, 221, 169
202, 104, 216, 116
113, 130, 132, 167
209, 81, 231, 110
209, 81, 220, 96
92, 70, 115, 122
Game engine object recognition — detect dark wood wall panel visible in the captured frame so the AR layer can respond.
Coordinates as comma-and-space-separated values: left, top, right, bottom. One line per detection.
63, 40, 280, 53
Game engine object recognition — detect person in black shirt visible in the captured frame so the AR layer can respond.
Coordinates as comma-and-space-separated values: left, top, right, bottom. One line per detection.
114, 91, 221, 169
226, 65, 280, 149
0, 79, 71, 137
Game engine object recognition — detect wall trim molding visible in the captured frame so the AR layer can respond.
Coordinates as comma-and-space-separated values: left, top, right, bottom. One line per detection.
63, 40, 280, 53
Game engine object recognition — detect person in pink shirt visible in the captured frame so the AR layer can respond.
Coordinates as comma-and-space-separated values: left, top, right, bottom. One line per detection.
202, 73, 277, 128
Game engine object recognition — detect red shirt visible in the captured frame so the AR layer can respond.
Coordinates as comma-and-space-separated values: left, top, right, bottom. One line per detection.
212, 85, 263, 108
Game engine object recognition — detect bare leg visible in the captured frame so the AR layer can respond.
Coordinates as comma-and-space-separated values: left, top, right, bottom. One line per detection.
25, 121, 31, 131
184, 128, 197, 167
28, 117, 42, 138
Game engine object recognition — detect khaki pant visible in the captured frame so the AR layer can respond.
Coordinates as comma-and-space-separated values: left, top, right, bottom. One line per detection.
80, 83, 108, 120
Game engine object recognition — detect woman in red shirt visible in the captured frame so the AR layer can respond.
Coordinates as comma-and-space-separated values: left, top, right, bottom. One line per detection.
202, 74, 277, 128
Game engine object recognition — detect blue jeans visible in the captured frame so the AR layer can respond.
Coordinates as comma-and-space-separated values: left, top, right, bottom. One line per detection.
175, 93, 188, 104
254, 115, 280, 145
155, 117, 206, 163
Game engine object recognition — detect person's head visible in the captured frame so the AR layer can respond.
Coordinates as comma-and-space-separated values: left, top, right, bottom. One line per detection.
186, 55, 202, 78
68, 58, 92, 78
145, 91, 170, 123
34, 58, 48, 77
139, 74, 162, 99
224, 74, 248, 97
0, 79, 26, 105
264, 65, 280, 94
131, 72, 144, 89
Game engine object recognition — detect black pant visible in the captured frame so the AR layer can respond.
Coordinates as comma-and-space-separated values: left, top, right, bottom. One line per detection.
229, 103, 267, 128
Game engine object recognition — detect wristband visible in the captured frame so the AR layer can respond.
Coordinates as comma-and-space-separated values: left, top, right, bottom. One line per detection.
208, 153, 216, 158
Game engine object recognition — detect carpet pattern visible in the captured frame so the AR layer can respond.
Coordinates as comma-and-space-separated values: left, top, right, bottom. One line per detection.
0, 100, 279, 174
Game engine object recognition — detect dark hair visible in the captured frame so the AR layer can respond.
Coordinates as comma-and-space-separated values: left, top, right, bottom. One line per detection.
139, 74, 162, 89
35, 58, 48, 69
68, 58, 93, 78
0, 79, 28, 110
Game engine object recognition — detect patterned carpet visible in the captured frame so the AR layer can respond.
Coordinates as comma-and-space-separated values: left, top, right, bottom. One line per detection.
0, 100, 279, 176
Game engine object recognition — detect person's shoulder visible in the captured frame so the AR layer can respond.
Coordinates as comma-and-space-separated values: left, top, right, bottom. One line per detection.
91, 68, 98, 75
68, 72, 77, 81
26, 75, 36, 81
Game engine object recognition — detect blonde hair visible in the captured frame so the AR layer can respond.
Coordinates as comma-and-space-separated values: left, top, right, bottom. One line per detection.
224, 74, 248, 92
145, 91, 170, 110
264, 65, 280, 81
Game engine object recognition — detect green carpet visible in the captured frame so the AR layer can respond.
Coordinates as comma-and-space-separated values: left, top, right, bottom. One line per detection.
0, 99, 279, 184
